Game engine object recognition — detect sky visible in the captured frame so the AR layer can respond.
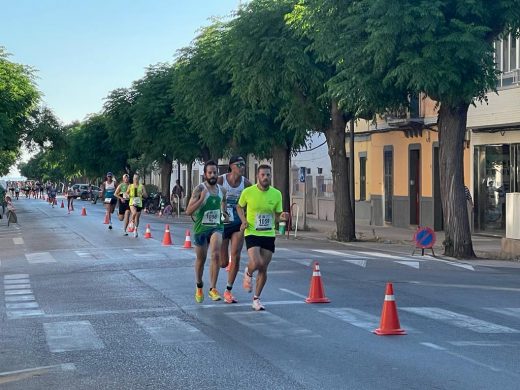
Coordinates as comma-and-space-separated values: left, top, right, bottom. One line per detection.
0, 0, 241, 178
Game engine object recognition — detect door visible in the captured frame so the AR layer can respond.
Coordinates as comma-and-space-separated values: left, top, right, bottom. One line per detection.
384, 150, 393, 223
409, 148, 420, 225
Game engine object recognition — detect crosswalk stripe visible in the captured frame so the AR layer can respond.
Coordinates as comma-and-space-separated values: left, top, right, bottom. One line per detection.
4, 274, 29, 280
319, 308, 380, 332
4, 284, 31, 290
12, 237, 24, 245
356, 251, 407, 260
5, 295, 35, 302
4, 279, 30, 285
226, 312, 318, 339
395, 261, 420, 269
43, 321, 104, 352
342, 259, 367, 268
25, 252, 56, 264
135, 316, 213, 345
285, 258, 313, 266
402, 307, 519, 333
486, 308, 520, 320
5, 289, 32, 295
312, 249, 361, 258
7, 309, 44, 319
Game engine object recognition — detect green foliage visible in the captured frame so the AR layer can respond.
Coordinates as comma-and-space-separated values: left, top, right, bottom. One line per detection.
0, 47, 40, 152
0, 150, 17, 176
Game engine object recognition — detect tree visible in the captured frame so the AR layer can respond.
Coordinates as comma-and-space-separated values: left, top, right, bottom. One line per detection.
299, 0, 519, 257
224, 0, 356, 239
0, 47, 40, 153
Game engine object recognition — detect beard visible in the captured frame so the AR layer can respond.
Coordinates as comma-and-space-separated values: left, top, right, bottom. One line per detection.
207, 177, 217, 185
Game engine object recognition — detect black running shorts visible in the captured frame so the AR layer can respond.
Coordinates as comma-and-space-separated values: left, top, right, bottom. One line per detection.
245, 235, 275, 253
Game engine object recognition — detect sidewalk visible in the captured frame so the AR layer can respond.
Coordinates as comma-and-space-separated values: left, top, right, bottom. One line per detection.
291, 216, 515, 261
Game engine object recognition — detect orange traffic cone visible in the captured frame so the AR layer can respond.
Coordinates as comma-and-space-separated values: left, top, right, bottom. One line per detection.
183, 230, 192, 248
60, 200, 64, 208
81, 207, 87, 216
305, 262, 330, 303
144, 224, 152, 239
103, 213, 110, 224
373, 283, 406, 336
162, 224, 173, 246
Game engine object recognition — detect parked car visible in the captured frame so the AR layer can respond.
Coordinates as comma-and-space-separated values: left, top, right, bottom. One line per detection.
71, 184, 100, 200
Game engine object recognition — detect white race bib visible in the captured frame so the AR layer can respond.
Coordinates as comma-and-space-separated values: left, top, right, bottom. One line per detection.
202, 210, 220, 225
104, 198, 112, 204
132, 198, 141, 206
226, 207, 234, 223
255, 213, 273, 231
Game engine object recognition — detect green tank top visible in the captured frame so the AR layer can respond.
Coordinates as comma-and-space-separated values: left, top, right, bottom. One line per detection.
120, 183, 129, 199
193, 184, 224, 234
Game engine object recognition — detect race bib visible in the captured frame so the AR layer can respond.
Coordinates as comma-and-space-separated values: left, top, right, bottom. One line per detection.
202, 209, 220, 225
255, 213, 273, 231
104, 198, 112, 204
132, 198, 141, 206
226, 207, 234, 223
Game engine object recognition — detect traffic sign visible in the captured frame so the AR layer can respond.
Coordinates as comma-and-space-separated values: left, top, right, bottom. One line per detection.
414, 227, 436, 249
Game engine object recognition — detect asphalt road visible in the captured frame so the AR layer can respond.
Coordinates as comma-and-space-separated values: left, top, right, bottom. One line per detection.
1, 197, 519, 389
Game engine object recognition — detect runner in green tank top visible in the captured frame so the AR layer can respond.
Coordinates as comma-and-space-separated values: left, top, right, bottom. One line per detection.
186, 160, 229, 304
115, 174, 131, 235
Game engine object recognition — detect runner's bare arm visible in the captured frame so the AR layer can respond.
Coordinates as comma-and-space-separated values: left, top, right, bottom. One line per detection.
115, 184, 123, 201
217, 175, 224, 186
221, 187, 229, 222
185, 185, 206, 216
236, 204, 248, 231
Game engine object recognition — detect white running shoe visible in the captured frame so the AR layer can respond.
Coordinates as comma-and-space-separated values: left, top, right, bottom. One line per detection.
134, 230, 138, 238
252, 298, 265, 311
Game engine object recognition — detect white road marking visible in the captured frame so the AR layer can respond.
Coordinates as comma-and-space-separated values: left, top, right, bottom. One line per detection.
5, 295, 35, 302
486, 307, 520, 320
312, 249, 361, 258
4, 274, 29, 280
7, 309, 44, 319
408, 281, 520, 292
279, 288, 307, 299
402, 307, 519, 333
285, 258, 313, 267
445, 262, 475, 271
395, 261, 420, 269
6, 302, 40, 309
43, 321, 104, 352
4, 284, 31, 290
12, 237, 24, 245
135, 316, 213, 345
25, 252, 56, 264
183, 300, 305, 311
226, 311, 319, 339
0, 363, 76, 384
342, 259, 367, 268
5, 289, 32, 295
319, 308, 380, 332
4, 279, 30, 285
449, 341, 520, 347
356, 251, 408, 260
420, 342, 446, 350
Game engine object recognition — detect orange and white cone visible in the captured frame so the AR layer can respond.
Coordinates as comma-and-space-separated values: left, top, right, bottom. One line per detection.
103, 213, 110, 224
373, 282, 406, 335
144, 224, 152, 239
162, 224, 173, 246
81, 207, 87, 216
183, 230, 192, 248
305, 262, 331, 303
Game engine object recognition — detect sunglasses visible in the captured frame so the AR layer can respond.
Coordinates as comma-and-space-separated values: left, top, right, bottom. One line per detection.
234, 162, 245, 167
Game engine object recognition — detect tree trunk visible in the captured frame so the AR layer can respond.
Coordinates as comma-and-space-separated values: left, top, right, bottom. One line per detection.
272, 143, 291, 212
186, 162, 193, 201
159, 158, 172, 196
325, 101, 355, 241
438, 102, 476, 258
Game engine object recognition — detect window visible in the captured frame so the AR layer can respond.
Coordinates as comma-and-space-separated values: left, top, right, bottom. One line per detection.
317, 167, 323, 174
494, 33, 520, 88
306, 168, 311, 174
359, 156, 367, 201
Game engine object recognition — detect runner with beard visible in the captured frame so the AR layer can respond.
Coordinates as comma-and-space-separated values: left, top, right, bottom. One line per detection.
186, 160, 229, 303
237, 164, 289, 311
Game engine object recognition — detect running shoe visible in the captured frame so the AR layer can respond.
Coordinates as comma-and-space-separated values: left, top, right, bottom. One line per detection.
242, 268, 252, 293
208, 288, 222, 301
223, 290, 237, 304
123, 229, 128, 236
195, 287, 204, 303
108, 223, 112, 230
134, 230, 138, 238
252, 298, 265, 311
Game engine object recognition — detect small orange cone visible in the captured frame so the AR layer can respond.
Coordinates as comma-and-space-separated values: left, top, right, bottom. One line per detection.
144, 224, 152, 239
81, 207, 87, 216
305, 262, 330, 303
373, 282, 406, 336
162, 224, 173, 246
183, 230, 192, 248
103, 213, 110, 224
60, 200, 64, 208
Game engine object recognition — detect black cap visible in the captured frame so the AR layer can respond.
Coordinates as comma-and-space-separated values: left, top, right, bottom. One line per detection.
229, 156, 245, 166
107, 172, 113, 177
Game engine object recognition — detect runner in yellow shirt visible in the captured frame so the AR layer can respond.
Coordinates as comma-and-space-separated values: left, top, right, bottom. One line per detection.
237, 164, 288, 311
